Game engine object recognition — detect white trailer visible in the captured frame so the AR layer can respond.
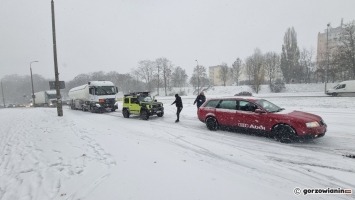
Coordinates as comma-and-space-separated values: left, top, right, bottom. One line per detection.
68, 81, 118, 112
33, 90, 57, 107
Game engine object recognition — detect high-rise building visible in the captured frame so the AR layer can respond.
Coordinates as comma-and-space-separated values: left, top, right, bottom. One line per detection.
316, 20, 344, 68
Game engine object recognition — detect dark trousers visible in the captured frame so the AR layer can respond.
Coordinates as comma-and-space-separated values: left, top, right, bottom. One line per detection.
176, 107, 183, 120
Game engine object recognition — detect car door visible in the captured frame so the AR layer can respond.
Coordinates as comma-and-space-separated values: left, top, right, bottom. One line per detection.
198, 99, 220, 121
336, 84, 346, 93
236, 100, 267, 132
129, 97, 140, 114
215, 99, 238, 127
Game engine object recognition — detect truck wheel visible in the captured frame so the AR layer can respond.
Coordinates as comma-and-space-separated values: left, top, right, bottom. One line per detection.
123, 109, 130, 118
157, 112, 164, 117
140, 110, 149, 120
206, 117, 218, 131
273, 124, 296, 143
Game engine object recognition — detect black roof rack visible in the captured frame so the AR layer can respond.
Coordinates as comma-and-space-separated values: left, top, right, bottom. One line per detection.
124, 91, 150, 97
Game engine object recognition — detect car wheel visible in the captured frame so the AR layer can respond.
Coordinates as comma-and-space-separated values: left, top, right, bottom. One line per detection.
332, 93, 338, 97
206, 117, 218, 131
140, 110, 149, 120
122, 109, 130, 118
273, 124, 296, 143
157, 112, 164, 117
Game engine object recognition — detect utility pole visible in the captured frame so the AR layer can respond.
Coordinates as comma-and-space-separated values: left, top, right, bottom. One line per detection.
157, 65, 160, 96
1, 80, 5, 107
30, 61, 38, 106
325, 23, 330, 94
195, 60, 199, 94
51, 0, 63, 116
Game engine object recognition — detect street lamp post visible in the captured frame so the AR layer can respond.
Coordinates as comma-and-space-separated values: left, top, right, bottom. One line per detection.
325, 23, 330, 93
51, 0, 63, 116
1, 79, 5, 107
195, 60, 199, 94
30, 61, 39, 106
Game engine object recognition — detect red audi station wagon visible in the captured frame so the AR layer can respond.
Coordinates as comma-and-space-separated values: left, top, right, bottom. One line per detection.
197, 97, 327, 143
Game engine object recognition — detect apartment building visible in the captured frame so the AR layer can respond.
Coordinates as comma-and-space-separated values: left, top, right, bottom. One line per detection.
316, 20, 344, 66
209, 65, 234, 86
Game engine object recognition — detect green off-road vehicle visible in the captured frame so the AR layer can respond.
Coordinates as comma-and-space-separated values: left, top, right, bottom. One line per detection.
122, 92, 164, 120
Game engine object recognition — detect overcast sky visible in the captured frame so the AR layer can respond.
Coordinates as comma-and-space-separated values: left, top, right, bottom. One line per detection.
1, 0, 355, 81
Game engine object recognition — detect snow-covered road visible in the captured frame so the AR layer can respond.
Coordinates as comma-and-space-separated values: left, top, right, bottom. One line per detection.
0, 95, 354, 200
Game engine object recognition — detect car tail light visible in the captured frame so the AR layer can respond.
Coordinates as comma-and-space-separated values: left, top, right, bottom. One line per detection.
99, 99, 105, 103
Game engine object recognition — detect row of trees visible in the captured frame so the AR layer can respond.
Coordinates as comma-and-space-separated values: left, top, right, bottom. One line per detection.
1, 74, 51, 105
2, 21, 354, 104
64, 20, 354, 96
130, 57, 212, 95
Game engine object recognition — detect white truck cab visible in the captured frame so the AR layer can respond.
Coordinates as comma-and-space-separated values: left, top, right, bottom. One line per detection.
68, 81, 118, 112
326, 80, 355, 97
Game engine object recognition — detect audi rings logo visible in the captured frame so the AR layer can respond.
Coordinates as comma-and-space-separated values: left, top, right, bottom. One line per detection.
294, 188, 302, 195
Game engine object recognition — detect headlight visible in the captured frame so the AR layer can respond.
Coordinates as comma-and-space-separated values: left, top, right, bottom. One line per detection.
96, 104, 101, 107
306, 121, 320, 128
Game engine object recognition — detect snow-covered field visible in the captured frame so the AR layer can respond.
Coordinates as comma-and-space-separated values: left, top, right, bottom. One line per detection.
1, 88, 355, 200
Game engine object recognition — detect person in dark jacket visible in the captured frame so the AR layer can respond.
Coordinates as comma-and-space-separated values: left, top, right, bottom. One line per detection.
171, 94, 183, 122
193, 91, 206, 108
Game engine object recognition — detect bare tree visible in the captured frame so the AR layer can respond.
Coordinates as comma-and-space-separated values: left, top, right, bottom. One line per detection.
299, 48, 315, 83
231, 58, 242, 85
190, 65, 209, 94
156, 57, 173, 96
171, 66, 188, 89
136, 60, 156, 91
90, 71, 106, 81
245, 59, 253, 84
245, 49, 265, 93
218, 63, 229, 86
106, 71, 142, 93
264, 52, 281, 85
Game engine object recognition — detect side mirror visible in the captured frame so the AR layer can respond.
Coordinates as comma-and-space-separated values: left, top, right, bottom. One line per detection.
255, 109, 266, 114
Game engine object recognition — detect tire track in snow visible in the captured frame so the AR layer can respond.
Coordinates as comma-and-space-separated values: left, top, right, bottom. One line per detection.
106, 109, 355, 194
67, 120, 117, 168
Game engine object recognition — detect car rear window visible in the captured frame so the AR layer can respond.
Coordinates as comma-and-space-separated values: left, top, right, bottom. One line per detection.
204, 100, 220, 108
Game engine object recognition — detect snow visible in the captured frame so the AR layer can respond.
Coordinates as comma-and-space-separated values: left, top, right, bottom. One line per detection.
1, 85, 355, 200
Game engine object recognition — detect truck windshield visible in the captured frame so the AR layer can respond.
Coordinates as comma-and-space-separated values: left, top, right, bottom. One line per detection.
95, 86, 116, 95
47, 93, 56, 99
